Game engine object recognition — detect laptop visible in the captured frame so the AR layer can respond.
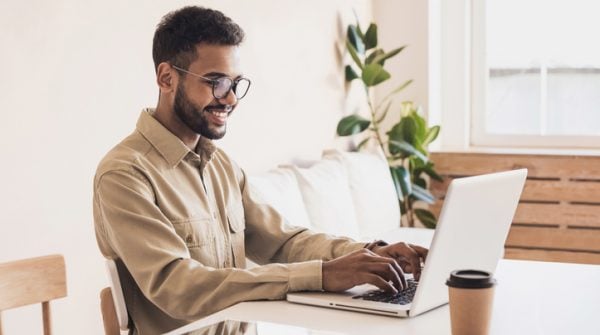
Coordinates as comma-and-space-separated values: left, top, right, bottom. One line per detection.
287, 169, 527, 317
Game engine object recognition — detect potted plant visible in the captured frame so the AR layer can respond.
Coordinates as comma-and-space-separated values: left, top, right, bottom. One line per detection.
336, 20, 442, 228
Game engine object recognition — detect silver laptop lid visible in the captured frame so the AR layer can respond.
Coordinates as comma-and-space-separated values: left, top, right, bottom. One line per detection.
410, 169, 527, 316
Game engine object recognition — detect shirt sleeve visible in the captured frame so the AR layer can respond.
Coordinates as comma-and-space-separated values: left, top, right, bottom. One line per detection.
94, 168, 347, 322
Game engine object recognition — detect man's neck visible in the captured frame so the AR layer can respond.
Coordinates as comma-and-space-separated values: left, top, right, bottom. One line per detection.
153, 105, 200, 151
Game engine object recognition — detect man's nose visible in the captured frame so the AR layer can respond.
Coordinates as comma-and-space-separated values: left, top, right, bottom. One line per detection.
219, 89, 238, 106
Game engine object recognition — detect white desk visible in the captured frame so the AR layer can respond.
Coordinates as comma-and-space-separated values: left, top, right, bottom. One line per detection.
167, 229, 600, 335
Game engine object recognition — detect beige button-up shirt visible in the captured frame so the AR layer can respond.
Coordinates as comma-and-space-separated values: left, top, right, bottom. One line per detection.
93, 109, 365, 335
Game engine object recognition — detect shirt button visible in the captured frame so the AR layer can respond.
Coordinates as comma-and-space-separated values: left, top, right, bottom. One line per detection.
186, 235, 193, 243
212, 212, 218, 219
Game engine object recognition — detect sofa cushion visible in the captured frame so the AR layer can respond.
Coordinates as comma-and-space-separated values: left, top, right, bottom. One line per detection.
287, 159, 360, 239
247, 168, 313, 229
323, 149, 400, 239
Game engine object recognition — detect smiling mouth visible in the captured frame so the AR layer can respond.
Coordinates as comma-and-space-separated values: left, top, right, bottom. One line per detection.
205, 105, 232, 115
204, 106, 232, 125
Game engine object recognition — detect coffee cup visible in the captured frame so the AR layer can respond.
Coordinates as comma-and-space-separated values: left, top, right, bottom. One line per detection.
446, 269, 496, 335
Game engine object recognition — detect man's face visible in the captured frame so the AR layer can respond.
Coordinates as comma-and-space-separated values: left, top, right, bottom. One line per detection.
173, 44, 242, 140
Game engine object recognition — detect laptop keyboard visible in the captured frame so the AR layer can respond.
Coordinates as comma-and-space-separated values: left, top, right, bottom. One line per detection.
352, 279, 418, 305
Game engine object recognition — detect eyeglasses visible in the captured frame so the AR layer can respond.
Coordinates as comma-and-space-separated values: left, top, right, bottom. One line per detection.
171, 65, 251, 100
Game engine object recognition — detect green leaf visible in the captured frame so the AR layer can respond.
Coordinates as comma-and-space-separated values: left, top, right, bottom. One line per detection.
347, 25, 365, 55
345, 65, 359, 81
364, 23, 378, 50
410, 156, 426, 170
423, 163, 444, 182
361, 63, 391, 87
375, 100, 393, 123
423, 125, 440, 146
346, 41, 364, 70
414, 176, 427, 188
336, 114, 371, 136
411, 184, 435, 204
395, 166, 412, 196
388, 140, 428, 162
371, 45, 407, 65
409, 113, 427, 147
365, 49, 384, 65
388, 117, 418, 145
402, 117, 418, 145
380, 80, 413, 104
389, 167, 404, 200
414, 209, 437, 229
390, 166, 411, 200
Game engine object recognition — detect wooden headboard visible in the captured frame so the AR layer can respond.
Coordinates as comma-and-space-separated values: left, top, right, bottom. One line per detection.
429, 152, 600, 265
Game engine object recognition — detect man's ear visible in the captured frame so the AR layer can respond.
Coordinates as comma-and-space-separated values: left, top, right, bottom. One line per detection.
156, 62, 176, 92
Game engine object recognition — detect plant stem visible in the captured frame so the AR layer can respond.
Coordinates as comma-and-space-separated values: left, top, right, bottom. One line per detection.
365, 87, 387, 157
404, 194, 414, 227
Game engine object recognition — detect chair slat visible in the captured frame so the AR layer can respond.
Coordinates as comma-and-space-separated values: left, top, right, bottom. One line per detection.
42, 301, 51, 335
100, 287, 121, 335
0, 255, 66, 311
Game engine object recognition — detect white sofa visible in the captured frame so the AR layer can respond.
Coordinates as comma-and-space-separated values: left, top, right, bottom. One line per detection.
247, 149, 400, 240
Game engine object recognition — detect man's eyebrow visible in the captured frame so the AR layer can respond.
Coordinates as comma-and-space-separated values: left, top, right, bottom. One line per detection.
203, 71, 244, 79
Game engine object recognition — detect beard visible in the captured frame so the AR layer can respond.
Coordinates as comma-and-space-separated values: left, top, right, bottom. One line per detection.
173, 83, 227, 140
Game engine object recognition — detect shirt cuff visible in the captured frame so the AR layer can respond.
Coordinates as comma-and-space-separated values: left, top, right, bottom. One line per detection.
341, 241, 370, 256
288, 260, 323, 291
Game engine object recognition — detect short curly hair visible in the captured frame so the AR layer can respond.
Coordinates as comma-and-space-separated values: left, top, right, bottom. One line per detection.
152, 6, 245, 72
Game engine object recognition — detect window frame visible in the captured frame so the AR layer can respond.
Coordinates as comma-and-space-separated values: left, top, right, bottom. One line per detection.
469, 0, 600, 149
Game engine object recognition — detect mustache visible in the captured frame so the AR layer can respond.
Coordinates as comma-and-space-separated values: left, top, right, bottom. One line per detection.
204, 104, 233, 113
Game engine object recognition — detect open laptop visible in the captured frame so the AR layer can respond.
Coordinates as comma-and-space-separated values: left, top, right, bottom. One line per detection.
287, 169, 527, 317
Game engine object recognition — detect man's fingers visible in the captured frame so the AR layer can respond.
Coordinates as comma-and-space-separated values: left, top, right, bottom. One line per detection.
362, 252, 407, 290
364, 274, 398, 294
366, 262, 404, 291
405, 249, 422, 281
409, 244, 429, 262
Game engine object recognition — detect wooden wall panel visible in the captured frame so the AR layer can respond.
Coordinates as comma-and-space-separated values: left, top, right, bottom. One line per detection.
429, 152, 600, 265
506, 226, 600, 252
504, 248, 600, 265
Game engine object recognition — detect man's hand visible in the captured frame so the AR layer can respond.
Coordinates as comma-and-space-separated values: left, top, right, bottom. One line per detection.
322, 242, 428, 294
370, 242, 428, 281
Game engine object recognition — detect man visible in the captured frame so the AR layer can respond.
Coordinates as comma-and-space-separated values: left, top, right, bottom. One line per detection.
93, 6, 428, 335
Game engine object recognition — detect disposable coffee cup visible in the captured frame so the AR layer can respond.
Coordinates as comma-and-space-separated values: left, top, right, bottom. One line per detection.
446, 270, 496, 335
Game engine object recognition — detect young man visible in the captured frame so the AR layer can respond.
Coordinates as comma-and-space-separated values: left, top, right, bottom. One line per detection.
93, 6, 427, 335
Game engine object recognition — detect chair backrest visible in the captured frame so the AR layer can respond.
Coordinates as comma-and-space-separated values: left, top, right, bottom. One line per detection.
102, 259, 129, 332
100, 287, 120, 335
0, 254, 67, 335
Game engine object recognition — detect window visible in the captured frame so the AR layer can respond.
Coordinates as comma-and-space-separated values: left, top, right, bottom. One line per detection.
471, 0, 600, 148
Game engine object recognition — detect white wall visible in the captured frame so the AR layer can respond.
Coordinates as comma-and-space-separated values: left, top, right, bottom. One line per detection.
372, 0, 431, 133
0, 1, 371, 334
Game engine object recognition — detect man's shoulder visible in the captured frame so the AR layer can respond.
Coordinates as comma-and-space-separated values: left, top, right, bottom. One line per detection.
95, 131, 154, 181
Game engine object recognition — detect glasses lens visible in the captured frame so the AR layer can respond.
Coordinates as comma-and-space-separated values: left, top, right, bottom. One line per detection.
234, 78, 251, 99
213, 77, 233, 98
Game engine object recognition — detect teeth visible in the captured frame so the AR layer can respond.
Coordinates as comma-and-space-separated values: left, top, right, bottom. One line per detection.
210, 110, 227, 118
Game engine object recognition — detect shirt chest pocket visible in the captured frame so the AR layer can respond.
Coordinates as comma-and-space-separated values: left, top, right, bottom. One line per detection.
227, 206, 246, 268
172, 218, 214, 247
171, 218, 218, 266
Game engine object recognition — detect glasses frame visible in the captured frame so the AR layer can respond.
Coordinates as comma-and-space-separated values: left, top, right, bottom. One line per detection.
171, 65, 251, 100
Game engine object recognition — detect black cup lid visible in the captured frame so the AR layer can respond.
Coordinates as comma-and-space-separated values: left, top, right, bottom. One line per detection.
446, 269, 496, 289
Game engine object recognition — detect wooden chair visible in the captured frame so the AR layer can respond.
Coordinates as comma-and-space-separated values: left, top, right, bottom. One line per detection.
0, 254, 67, 335
100, 259, 129, 335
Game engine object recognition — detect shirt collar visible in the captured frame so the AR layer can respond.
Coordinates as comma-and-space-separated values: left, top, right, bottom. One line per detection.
136, 108, 217, 168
